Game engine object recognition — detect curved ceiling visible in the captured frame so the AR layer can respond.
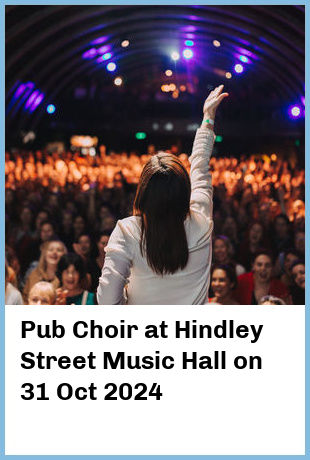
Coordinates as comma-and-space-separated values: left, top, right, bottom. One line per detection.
5, 5, 305, 133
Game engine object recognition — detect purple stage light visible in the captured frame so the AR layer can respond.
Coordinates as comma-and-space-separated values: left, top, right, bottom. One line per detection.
25, 90, 39, 109
30, 92, 44, 112
82, 48, 97, 59
183, 48, 193, 59
98, 45, 110, 54
91, 36, 107, 45
13, 83, 26, 100
301, 96, 305, 106
289, 105, 302, 118
234, 63, 244, 74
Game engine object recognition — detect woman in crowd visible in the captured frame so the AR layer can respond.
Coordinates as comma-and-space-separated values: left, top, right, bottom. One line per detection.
213, 235, 246, 277
238, 221, 267, 271
290, 260, 305, 304
95, 231, 111, 271
97, 85, 229, 304
209, 264, 239, 305
23, 239, 67, 302
28, 281, 57, 305
57, 253, 95, 305
233, 250, 291, 304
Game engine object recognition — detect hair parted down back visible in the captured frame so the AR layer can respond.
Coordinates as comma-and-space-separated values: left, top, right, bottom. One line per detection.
133, 152, 191, 275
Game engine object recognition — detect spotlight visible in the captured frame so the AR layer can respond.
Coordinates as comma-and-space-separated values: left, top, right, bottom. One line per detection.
271, 154, 277, 161
172, 90, 179, 99
102, 52, 112, 60
46, 104, 55, 114
184, 40, 194, 46
165, 122, 173, 131
213, 40, 221, 47
290, 105, 301, 118
239, 55, 249, 63
234, 64, 244, 74
114, 77, 123, 86
225, 72, 232, 79
183, 48, 193, 59
171, 51, 180, 61
165, 69, 173, 76
169, 84, 176, 91
107, 62, 116, 72
121, 40, 130, 47
179, 85, 186, 92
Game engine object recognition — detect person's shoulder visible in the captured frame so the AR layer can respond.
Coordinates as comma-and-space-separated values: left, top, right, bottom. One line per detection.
114, 216, 141, 240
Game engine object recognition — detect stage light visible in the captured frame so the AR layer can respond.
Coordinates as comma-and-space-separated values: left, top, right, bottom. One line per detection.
114, 77, 123, 86
121, 40, 130, 47
301, 96, 305, 106
271, 154, 277, 161
165, 122, 173, 131
46, 104, 55, 114
135, 132, 147, 140
290, 105, 301, 118
169, 84, 176, 91
179, 85, 186, 92
107, 62, 116, 72
102, 52, 112, 60
161, 84, 170, 92
213, 40, 221, 47
295, 140, 300, 147
184, 40, 194, 46
215, 135, 223, 142
165, 69, 173, 76
225, 72, 232, 79
98, 45, 110, 54
172, 90, 179, 99
82, 48, 97, 59
152, 123, 159, 130
183, 48, 193, 59
239, 55, 249, 63
171, 51, 180, 61
234, 64, 244, 74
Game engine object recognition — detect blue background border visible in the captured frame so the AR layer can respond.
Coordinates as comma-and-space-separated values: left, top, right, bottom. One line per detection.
1, 0, 308, 458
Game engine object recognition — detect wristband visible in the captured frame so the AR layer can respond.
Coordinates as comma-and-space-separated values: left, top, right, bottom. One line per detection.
205, 118, 214, 125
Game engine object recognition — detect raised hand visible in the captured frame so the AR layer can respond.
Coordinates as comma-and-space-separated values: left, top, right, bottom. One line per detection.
203, 84, 229, 120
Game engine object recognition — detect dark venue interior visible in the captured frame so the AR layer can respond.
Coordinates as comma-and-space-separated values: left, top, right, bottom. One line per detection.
5, 6, 305, 305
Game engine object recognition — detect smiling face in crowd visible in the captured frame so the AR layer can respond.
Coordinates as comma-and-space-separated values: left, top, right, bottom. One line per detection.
45, 241, 66, 266
61, 264, 80, 292
291, 263, 305, 289
252, 254, 273, 283
211, 268, 233, 301
213, 238, 228, 264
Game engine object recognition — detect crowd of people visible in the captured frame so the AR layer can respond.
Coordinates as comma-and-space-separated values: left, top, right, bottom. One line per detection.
5, 145, 305, 305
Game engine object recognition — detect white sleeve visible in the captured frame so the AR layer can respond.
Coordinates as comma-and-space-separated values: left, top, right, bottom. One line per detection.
97, 221, 133, 305
189, 126, 215, 218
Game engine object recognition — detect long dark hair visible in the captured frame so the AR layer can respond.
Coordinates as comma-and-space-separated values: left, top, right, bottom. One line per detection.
133, 152, 191, 275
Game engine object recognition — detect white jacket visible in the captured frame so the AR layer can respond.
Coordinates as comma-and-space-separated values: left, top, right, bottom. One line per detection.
97, 126, 215, 304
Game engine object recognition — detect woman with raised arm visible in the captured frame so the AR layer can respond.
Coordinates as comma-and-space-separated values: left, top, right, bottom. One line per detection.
97, 85, 229, 304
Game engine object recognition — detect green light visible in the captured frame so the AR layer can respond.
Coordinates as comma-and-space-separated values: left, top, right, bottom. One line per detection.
135, 132, 147, 140
215, 135, 223, 142
295, 139, 300, 147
